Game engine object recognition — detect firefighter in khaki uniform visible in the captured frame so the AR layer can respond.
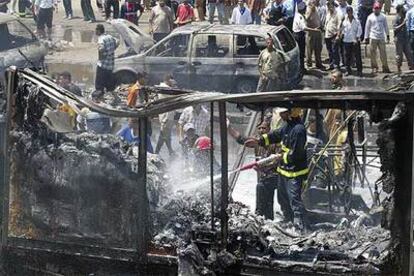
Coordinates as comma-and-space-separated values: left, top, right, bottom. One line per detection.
324, 70, 349, 177
245, 108, 308, 231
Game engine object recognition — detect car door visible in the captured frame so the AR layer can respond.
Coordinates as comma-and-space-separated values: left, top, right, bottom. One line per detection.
233, 34, 267, 93
273, 27, 301, 87
144, 33, 191, 87
1, 20, 47, 70
188, 33, 234, 92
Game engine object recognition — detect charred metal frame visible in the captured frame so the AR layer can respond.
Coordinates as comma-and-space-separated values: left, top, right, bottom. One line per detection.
219, 102, 229, 246
210, 102, 215, 231
2, 68, 414, 274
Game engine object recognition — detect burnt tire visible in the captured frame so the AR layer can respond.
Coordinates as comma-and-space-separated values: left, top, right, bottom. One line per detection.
236, 78, 257, 93
115, 71, 136, 86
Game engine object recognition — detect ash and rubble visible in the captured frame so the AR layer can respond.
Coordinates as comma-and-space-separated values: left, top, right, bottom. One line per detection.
153, 182, 391, 274
8, 130, 170, 246
3, 76, 408, 275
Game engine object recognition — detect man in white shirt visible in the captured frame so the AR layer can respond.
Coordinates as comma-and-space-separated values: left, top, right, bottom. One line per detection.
34, 0, 58, 40
231, 0, 252, 24
293, 2, 319, 75
341, 6, 363, 76
364, 1, 390, 74
336, 0, 348, 65
149, 0, 175, 42
324, 0, 340, 69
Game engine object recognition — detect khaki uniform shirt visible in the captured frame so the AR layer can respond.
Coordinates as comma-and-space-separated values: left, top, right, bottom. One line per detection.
258, 48, 282, 79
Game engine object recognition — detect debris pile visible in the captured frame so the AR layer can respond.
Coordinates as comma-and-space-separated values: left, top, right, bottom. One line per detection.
151, 182, 391, 274
8, 130, 169, 246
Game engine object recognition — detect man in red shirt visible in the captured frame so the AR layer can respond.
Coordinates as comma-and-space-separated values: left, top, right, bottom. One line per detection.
176, 0, 194, 26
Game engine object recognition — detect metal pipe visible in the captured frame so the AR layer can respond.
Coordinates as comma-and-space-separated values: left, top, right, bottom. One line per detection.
1, 68, 16, 250
210, 102, 215, 231
228, 112, 259, 197
137, 116, 149, 263
218, 102, 228, 247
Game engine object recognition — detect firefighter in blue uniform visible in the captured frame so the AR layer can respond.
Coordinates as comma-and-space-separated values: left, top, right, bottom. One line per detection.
245, 108, 308, 231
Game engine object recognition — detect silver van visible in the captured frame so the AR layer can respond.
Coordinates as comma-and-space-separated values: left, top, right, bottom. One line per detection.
112, 20, 301, 93
0, 14, 48, 82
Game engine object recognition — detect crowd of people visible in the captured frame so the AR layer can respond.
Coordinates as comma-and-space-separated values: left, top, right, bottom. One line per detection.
0, 0, 408, 232
3, 0, 414, 74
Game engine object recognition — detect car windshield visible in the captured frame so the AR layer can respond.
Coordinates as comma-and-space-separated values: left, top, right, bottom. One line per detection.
148, 34, 190, 57
193, 34, 231, 58
275, 28, 296, 52
234, 35, 266, 57
0, 21, 37, 51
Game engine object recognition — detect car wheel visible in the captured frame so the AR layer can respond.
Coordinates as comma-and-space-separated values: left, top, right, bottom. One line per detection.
115, 71, 136, 85
236, 78, 257, 94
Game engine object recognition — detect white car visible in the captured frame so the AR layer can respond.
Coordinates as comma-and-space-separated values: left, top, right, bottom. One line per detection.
112, 20, 301, 93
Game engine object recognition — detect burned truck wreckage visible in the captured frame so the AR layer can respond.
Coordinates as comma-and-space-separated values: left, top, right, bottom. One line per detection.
0, 68, 413, 275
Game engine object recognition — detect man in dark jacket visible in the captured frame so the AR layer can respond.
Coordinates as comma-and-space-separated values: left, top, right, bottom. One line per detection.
245, 108, 308, 230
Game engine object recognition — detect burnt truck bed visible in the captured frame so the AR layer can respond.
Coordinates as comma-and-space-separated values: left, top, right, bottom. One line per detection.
0, 68, 414, 275
4, 237, 378, 276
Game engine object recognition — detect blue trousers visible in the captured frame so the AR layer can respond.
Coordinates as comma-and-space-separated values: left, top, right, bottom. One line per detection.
63, 0, 73, 16
208, 3, 225, 24
357, 7, 371, 40
251, 10, 262, 25
283, 176, 306, 224
325, 37, 340, 69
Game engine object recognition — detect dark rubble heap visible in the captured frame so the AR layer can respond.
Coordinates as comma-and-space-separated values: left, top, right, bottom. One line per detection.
8, 129, 169, 247
152, 184, 390, 275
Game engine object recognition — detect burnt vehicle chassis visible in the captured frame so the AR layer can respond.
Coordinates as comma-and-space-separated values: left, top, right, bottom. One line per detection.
0, 68, 413, 275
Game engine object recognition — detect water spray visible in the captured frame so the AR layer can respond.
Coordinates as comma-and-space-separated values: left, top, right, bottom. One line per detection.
189, 154, 280, 187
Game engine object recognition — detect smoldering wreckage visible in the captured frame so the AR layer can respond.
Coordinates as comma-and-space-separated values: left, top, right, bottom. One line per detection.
0, 69, 413, 275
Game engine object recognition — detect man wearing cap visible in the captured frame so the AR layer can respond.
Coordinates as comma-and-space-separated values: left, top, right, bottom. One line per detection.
178, 104, 209, 143
257, 37, 284, 92
149, 0, 175, 42
245, 108, 308, 231
228, 119, 291, 220
364, 1, 390, 74
180, 123, 198, 165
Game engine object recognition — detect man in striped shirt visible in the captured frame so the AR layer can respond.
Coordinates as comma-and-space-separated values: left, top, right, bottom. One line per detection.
95, 24, 120, 97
